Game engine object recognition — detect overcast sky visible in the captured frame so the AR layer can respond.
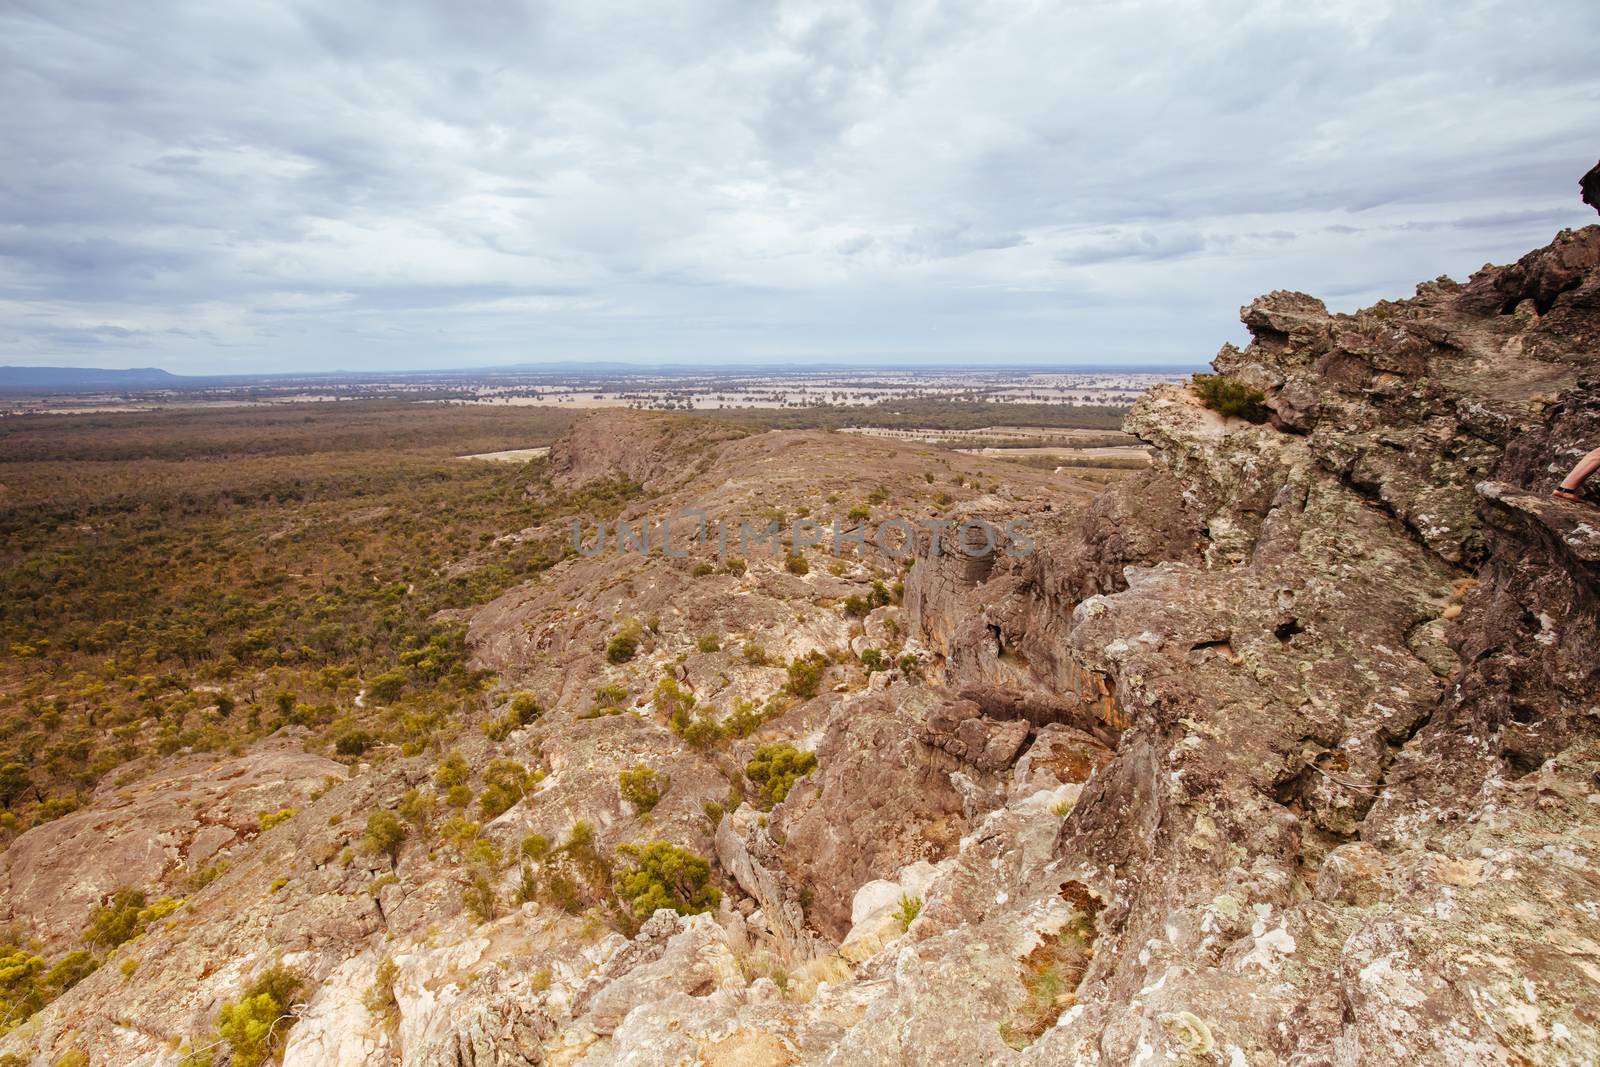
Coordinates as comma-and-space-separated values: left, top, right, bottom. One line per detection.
2, 0, 1597, 374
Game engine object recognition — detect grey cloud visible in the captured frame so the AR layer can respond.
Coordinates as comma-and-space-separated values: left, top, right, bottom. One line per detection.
0, 0, 1596, 372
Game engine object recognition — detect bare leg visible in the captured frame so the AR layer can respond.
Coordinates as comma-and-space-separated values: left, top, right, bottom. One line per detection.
1555, 446, 1600, 499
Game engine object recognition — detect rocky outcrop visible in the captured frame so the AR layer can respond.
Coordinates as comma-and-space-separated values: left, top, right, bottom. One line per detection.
876, 171, 1600, 1063
0, 734, 345, 952
546, 410, 747, 492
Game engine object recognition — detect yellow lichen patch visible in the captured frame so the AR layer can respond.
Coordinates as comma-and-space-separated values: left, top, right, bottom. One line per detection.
1160, 1010, 1215, 1054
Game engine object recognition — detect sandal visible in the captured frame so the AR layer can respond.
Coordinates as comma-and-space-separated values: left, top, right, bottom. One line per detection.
1553, 487, 1582, 502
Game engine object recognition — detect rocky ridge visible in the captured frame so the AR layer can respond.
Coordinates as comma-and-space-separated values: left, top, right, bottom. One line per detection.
2, 170, 1599, 1066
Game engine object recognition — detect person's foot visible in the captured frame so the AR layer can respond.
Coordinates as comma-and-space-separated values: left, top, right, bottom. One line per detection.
1553, 487, 1582, 502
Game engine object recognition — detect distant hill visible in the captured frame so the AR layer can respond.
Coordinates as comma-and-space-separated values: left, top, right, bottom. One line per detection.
0, 365, 186, 391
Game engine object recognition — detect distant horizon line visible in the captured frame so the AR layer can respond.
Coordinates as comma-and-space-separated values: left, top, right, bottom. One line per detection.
1, 358, 1207, 380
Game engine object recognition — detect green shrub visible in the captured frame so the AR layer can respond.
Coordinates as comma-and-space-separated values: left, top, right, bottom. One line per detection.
397, 788, 435, 830
594, 682, 629, 709
860, 648, 886, 672
691, 561, 716, 577
784, 655, 824, 699
215, 964, 305, 1067
439, 814, 482, 852
334, 730, 375, 757
365, 670, 407, 703
745, 744, 818, 809
842, 595, 870, 618
530, 821, 613, 915
653, 677, 696, 731
618, 764, 670, 815
895, 894, 922, 931
672, 708, 725, 749
784, 553, 810, 576
364, 956, 399, 1023
741, 642, 769, 666
83, 887, 148, 949
1191, 373, 1269, 423
257, 808, 297, 833
695, 634, 721, 654
43, 950, 98, 995
605, 620, 642, 664
478, 759, 534, 819
509, 693, 543, 724
520, 833, 551, 861
362, 810, 406, 862
434, 750, 469, 790
460, 867, 500, 923
846, 504, 871, 522
615, 841, 721, 919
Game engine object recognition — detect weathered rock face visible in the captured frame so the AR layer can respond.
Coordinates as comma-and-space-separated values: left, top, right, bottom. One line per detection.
0, 734, 345, 953
7, 172, 1600, 1067
881, 180, 1600, 1061
545, 411, 747, 493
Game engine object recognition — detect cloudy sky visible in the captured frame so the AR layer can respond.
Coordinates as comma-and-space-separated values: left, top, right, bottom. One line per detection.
2, 0, 1597, 374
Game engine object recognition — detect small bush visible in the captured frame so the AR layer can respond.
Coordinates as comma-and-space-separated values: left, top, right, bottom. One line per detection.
1191, 373, 1269, 422
362, 810, 406, 862
364, 956, 399, 1024
846, 504, 871, 522
594, 682, 629, 709
333, 730, 375, 757
433, 750, 469, 790
397, 788, 435, 830
784, 553, 810, 576
745, 744, 818, 809
784, 655, 824, 699
606, 620, 642, 664
44, 950, 97, 995
365, 671, 407, 704
895, 894, 922, 931
461, 867, 500, 923
485, 694, 544, 740
257, 808, 297, 833
478, 759, 534, 819
615, 841, 721, 920
83, 887, 147, 949
691, 561, 716, 577
520, 833, 551, 861
215, 964, 305, 1067
653, 677, 696, 730
696, 634, 721, 654
860, 648, 886, 672
618, 764, 670, 815
741, 642, 769, 666
509, 692, 543, 724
